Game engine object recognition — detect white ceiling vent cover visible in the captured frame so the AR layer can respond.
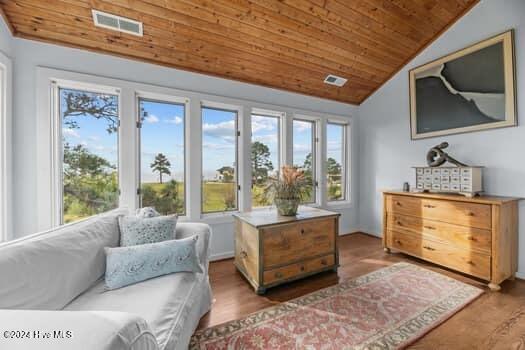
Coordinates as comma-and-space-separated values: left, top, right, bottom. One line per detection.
324, 74, 347, 87
92, 10, 143, 37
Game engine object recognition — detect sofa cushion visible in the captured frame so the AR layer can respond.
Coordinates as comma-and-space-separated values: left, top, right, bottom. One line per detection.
65, 272, 209, 350
0, 208, 127, 310
118, 215, 177, 247
104, 236, 203, 290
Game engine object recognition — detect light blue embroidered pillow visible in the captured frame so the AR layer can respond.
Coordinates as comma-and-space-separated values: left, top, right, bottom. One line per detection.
118, 215, 177, 246
104, 235, 202, 290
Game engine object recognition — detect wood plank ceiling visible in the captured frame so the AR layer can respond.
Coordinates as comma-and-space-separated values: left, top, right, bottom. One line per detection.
0, 0, 478, 104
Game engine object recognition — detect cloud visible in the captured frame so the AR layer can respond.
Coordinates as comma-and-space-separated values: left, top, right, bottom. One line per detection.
293, 120, 312, 133
62, 128, 80, 138
251, 116, 277, 133
203, 120, 236, 143
144, 114, 159, 124
253, 134, 278, 145
165, 116, 183, 125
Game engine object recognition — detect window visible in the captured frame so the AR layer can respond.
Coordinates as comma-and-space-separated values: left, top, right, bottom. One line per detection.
138, 98, 185, 215
326, 122, 347, 201
292, 119, 316, 203
59, 87, 120, 223
201, 106, 238, 213
251, 113, 280, 207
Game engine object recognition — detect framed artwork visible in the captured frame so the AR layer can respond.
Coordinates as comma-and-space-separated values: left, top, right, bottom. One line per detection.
409, 30, 516, 140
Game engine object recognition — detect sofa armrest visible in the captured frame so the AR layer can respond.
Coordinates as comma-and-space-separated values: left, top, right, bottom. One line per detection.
175, 222, 211, 272
0, 310, 158, 350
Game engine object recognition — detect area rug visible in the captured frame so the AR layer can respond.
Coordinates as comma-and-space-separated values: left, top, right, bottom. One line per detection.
190, 262, 483, 349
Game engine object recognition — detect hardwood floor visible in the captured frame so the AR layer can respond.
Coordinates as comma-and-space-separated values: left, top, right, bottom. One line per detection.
198, 233, 525, 349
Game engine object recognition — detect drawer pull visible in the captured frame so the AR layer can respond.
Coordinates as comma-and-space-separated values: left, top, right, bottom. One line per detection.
466, 260, 475, 265
239, 251, 248, 259
466, 211, 475, 216
423, 204, 436, 208
275, 272, 283, 278
300, 229, 305, 235
395, 239, 402, 244
467, 236, 477, 241
423, 225, 436, 230
396, 221, 403, 226
321, 259, 327, 265
423, 246, 436, 251
300, 266, 305, 272
395, 201, 402, 206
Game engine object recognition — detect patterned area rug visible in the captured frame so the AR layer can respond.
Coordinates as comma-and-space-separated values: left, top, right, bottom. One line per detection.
191, 262, 483, 349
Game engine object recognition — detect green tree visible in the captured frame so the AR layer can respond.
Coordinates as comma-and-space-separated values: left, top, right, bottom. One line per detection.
251, 141, 274, 185
151, 153, 171, 184
327, 157, 342, 180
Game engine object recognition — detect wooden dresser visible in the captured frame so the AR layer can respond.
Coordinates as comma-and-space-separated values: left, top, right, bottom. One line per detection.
383, 191, 520, 290
233, 207, 340, 294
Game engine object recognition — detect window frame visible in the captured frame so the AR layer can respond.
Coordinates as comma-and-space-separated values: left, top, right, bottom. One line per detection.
51, 80, 122, 226
292, 116, 319, 205
326, 119, 351, 206
250, 108, 283, 210
136, 91, 189, 216
0, 52, 11, 241
200, 101, 241, 216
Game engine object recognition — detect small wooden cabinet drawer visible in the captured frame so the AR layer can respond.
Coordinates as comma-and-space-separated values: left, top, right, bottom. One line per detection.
388, 214, 491, 253
262, 218, 335, 267
387, 195, 491, 229
389, 230, 490, 280
263, 255, 335, 285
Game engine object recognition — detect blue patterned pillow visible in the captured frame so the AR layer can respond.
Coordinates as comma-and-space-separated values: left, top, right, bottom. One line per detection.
118, 215, 177, 246
104, 235, 203, 290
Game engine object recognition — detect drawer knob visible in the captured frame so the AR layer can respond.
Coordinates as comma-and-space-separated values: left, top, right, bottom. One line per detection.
239, 251, 248, 259
300, 229, 305, 235
423, 204, 436, 209
275, 272, 283, 278
423, 225, 436, 230
321, 259, 327, 265
466, 211, 475, 216
395, 201, 402, 206
300, 266, 305, 272
466, 260, 475, 265
395, 239, 402, 244
467, 236, 477, 241
423, 246, 436, 251
396, 221, 403, 226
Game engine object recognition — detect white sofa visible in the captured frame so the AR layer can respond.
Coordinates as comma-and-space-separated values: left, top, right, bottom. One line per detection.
0, 209, 213, 350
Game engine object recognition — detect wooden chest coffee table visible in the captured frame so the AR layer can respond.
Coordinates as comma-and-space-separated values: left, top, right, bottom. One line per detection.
233, 207, 340, 294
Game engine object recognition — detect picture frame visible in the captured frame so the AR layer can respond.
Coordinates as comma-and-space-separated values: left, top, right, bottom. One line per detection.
409, 30, 517, 140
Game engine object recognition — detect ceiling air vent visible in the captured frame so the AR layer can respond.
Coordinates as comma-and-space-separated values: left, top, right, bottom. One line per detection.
324, 74, 347, 87
92, 10, 143, 37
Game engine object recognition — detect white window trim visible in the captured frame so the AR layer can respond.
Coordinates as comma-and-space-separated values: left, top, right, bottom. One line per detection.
0, 51, 12, 241
292, 114, 321, 206
326, 118, 352, 208
250, 108, 284, 211
136, 91, 190, 217
36, 67, 353, 230
200, 101, 242, 217
50, 79, 122, 227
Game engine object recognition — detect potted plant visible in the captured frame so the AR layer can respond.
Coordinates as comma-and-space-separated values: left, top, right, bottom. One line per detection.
267, 165, 309, 216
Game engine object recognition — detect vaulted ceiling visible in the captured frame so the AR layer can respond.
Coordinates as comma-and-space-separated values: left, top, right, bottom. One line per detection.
0, 0, 478, 104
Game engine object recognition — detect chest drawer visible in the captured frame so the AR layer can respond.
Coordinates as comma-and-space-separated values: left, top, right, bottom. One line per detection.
389, 230, 490, 280
386, 195, 491, 229
263, 254, 334, 285
388, 214, 491, 253
262, 218, 336, 268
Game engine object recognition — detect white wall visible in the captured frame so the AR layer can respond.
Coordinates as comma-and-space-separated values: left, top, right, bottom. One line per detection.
357, 0, 525, 276
10, 37, 358, 259
0, 15, 12, 56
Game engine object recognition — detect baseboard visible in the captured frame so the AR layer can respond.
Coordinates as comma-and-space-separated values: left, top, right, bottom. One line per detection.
210, 252, 234, 262
516, 271, 525, 280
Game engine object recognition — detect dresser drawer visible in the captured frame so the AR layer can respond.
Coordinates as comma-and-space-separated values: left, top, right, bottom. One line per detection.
389, 230, 490, 279
262, 218, 335, 268
263, 254, 335, 285
388, 214, 491, 254
386, 195, 491, 229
